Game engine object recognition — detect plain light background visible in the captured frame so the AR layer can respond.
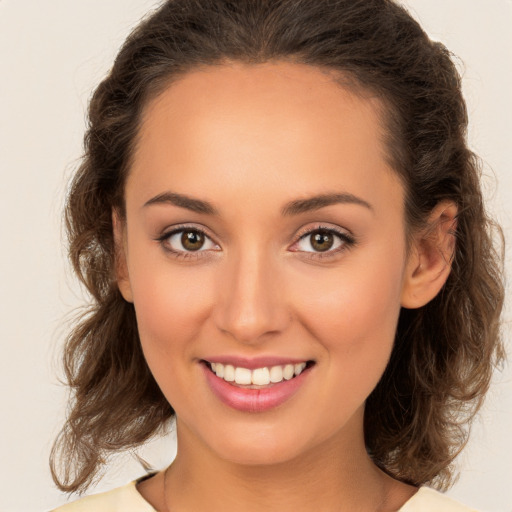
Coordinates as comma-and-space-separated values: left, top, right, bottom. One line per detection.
0, 1, 511, 511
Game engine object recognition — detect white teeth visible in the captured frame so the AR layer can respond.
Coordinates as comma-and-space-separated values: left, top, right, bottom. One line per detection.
269, 365, 283, 383
283, 364, 294, 380
294, 362, 306, 376
224, 364, 235, 382
252, 367, 270, 386
234, 367, 252, 385
209, 361, 309, 386
215, 363, 224, 378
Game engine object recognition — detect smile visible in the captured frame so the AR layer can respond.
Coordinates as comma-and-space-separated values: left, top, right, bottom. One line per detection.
201, 359, 315, 412
208, 361, 308, 387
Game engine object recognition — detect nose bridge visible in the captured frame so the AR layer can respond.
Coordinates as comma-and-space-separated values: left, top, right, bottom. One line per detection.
214, 242, 288, 343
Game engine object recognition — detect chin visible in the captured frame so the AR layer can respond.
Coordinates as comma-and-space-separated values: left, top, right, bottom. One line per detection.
200, 419, 338, 468
216, 439, 306, 467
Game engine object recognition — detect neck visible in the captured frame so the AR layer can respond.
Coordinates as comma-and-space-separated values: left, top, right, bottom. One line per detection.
161, 414, 413, 512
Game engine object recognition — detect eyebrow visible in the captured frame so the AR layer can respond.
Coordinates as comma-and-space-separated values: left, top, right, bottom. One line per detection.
281, 193, 373, 216
143, 191, 218, 215
143, 191, 373, 216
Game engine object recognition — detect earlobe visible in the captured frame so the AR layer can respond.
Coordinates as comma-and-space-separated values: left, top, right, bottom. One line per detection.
400, 201, 457, 309
112, 210, 134, 303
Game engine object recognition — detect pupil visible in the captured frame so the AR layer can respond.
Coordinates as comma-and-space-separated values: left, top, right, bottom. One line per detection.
181, 231, 204, 251
311, 231, 333, 252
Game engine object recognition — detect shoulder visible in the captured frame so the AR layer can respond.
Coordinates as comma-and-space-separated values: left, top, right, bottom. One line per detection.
50, 481, 156, 512
399, 487, 477, 512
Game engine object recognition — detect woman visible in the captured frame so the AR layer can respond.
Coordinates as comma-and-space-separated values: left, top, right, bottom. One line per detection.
50, 0, 504, 510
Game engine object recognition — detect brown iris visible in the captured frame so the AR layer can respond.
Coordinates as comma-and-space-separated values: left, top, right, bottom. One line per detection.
181, 230, 205, 251
310, 230, 334, 252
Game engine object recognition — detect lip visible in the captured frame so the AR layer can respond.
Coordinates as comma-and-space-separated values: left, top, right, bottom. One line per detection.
204, 355, 311, 370
201, 360, 314, 413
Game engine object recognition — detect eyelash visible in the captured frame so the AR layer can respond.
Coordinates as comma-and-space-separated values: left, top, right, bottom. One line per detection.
156, 224, 220, 261
291, 225, 356, 260
156, 224, 356, 261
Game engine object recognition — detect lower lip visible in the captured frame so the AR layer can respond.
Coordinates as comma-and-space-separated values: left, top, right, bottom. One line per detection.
202, 363, 312, 413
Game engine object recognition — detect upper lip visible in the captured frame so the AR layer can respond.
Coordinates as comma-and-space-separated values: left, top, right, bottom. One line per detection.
203, 356, 312, 370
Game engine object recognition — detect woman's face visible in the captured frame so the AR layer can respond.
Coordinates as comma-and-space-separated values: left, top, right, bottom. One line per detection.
119, 62, 409, 465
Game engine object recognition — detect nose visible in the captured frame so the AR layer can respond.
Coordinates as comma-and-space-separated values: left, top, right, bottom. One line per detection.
212, 247, 290, 344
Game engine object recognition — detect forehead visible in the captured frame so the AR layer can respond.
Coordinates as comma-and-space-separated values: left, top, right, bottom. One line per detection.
129, 61, 402, 213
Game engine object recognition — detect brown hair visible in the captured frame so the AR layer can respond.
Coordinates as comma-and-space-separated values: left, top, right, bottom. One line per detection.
51, 0, 505, 493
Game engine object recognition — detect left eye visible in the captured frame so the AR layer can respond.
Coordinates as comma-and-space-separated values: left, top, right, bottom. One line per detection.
164, 229, 218, 252
294, 229, 347, 253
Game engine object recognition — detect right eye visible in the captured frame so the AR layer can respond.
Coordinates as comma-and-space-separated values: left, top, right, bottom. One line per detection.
159, 227, 220, 256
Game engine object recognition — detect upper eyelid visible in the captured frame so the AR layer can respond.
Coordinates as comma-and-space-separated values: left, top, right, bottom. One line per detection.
294, 223, 354, 240
295, 229, 352, 245
159, 223, 216, 240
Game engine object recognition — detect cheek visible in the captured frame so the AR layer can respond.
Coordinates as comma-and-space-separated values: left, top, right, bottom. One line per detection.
127, 249, 214, 360
127, 259, 219, 412
291, 247, 405, 381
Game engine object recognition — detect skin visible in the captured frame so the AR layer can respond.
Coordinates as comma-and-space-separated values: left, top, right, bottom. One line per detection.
115, 61, 456, 512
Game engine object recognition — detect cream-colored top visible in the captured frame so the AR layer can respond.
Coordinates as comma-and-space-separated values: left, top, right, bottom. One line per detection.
51, 482, 477, 512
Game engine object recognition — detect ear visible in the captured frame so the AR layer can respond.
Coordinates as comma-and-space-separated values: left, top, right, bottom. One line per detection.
112, 209, 134, 303
400, 201, 457, 309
